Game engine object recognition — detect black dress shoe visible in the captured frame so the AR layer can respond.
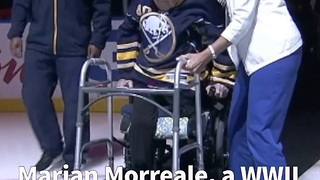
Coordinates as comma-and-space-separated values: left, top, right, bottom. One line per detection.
35, 151, 60, 171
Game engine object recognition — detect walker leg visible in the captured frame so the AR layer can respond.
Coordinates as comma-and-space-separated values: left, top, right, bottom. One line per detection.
195, 74, 204, 170
171, 59, 187, 175
106, 95, 114, 171
172, 86, 181, 175
74, 90, 85, 170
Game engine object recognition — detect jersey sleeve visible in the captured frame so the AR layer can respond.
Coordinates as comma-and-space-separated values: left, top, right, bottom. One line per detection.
116, 3, 141, 80
192, 19, 236, 87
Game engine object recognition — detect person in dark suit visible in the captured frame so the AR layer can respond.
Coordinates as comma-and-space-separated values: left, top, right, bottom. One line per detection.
0, 0, 12, 9
0, 0, 12, 18
7, 0, 112, 174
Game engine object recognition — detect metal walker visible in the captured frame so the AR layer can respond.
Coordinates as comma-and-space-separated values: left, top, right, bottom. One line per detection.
73, 57, 205, 176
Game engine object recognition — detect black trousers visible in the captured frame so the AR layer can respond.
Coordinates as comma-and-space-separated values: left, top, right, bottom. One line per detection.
129, 82, 196, 174
22, 49, 90, 166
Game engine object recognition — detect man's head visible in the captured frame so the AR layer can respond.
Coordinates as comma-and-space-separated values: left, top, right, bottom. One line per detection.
153, 0, 184, 11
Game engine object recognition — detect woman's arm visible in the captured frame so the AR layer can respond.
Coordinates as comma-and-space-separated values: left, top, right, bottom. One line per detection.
180, 0, 261, 72
204, 0, 260, 58
201, 36, 232, 61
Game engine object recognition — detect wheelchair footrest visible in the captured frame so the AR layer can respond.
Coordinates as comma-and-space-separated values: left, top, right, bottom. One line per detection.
80, 137, 124, 153
80, 138, 111, 153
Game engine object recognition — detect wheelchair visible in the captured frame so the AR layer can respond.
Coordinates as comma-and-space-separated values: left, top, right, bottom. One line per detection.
119, 85, 230, 179
73, 58, 230, 179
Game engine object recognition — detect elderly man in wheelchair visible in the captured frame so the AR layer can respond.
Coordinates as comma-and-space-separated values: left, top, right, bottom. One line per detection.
115, 0, 235, 178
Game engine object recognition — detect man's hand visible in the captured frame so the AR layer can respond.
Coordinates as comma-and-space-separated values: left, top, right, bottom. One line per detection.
87, 44, 101, 58
117, 79, 133, 88
10, 37, 23, 58
206, 83, 229, 99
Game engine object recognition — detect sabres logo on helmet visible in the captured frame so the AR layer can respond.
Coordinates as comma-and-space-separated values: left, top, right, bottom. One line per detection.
139, 12, 176, 63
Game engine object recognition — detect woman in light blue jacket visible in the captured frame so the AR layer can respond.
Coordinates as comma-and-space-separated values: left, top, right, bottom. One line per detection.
179, 0, 302, 179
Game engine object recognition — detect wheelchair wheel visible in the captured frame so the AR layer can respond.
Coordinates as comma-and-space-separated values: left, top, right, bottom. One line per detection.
155, 140, 172, 170
123, 134, 131, 171
215, 116, 228, 179
122, 136, 171, 171
203, 110, 217, 179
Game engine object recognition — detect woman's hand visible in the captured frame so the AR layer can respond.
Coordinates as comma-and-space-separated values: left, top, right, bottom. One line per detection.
178, 48, 211, 73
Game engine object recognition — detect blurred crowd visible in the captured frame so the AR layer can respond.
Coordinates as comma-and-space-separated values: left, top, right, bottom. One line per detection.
285, 0, 320, 111
286, 0, 318, 54
0, 0, 128, 18
0, 0, 11, 19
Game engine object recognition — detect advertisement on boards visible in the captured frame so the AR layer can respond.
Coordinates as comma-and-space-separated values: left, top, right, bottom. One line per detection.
0, 20, 125, 112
